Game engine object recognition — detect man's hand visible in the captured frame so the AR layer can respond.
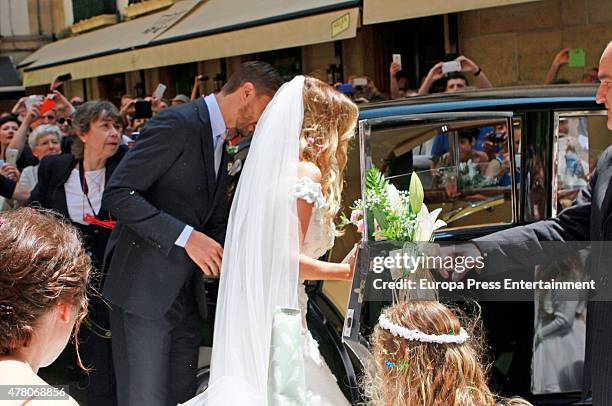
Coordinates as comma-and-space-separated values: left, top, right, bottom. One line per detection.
427, 62, 445, 82
552, 48, 571, 68
438, 242, 483, 281
390, 62, 401, 77
51, 90, 75, 114
25, 103, 41, 124
11, 97, 27, 114
456, 55, 479, 74
184, 230, 224, 277
0, 164, 20, 182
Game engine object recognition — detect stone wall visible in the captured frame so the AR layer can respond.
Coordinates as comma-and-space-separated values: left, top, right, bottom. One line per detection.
459, 0, 612, 86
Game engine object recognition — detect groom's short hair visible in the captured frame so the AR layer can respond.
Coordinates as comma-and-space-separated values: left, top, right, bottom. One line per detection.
221, 61, 282, 98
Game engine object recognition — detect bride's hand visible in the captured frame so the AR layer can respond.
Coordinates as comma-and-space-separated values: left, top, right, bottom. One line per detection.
185, 230, 224, 276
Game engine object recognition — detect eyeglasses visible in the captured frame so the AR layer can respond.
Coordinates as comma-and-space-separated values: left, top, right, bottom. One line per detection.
57, 117, 72, 125
36, 139, 60, 147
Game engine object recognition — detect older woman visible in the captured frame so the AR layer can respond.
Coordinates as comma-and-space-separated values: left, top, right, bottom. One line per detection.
28, 100, 126, 406
0, 208, 92, 405
13, 124, 62, 203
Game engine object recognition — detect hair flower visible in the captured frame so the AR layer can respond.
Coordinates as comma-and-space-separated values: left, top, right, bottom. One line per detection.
307, 136, 316, 145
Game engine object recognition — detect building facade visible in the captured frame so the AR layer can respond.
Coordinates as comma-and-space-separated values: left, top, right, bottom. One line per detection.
4, 0, 612, 107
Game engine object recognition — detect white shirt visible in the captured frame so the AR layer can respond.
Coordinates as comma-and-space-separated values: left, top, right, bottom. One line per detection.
175, 94, 227, 248
18, 164, 39, 191
65, 167, 106, 226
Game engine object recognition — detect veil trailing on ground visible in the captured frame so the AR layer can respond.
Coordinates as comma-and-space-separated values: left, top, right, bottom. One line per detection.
193, 76, 305, 405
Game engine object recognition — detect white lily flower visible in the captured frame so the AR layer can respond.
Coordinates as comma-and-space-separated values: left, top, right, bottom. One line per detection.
386, 183, 404, 216
414, 204, 447, 241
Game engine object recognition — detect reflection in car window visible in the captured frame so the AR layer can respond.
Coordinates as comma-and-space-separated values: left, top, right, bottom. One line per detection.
372, 118, 515, 229
554, 114, 608, 212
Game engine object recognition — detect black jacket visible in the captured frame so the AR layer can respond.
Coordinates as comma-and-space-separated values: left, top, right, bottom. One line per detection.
102, 97, 232, 320
476, 145, 612, 404
26, 147, 127, 269
0, 175, 15, 199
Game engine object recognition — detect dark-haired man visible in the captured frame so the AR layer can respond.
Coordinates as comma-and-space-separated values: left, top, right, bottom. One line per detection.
103, 61, 282, 406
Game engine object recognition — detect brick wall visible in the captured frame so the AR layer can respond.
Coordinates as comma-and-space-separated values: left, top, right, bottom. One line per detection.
459, 0, 612, 86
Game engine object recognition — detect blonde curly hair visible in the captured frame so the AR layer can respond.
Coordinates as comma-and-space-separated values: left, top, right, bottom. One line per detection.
299, 77, 359, 224
365, 301, 532, 406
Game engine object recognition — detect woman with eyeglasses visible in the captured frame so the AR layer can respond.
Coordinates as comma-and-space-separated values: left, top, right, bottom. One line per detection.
12, 124, 62, 203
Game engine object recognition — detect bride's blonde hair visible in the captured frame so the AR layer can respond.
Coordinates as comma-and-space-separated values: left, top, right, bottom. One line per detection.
299, 77, 358, 224
365, 301, 532, 406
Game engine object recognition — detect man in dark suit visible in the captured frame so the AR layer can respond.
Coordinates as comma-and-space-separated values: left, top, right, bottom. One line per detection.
450, 42, 612, 404
102, 61, 282, 406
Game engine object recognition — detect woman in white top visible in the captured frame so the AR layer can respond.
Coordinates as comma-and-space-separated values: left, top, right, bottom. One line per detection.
26, 101, 126, 406
13, 124, 62, 203
0, 208, 92, 405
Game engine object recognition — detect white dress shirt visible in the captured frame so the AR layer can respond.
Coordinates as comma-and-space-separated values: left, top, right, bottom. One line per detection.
175, 94, 227, 248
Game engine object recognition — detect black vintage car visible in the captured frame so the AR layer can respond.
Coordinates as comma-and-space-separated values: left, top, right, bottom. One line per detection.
307, 84, 605, 405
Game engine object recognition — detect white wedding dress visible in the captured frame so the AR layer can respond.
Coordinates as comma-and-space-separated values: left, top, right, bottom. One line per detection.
294, 177, 350, 405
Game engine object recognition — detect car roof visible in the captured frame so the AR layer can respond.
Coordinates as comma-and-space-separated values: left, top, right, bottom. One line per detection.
359, 84, 599, 120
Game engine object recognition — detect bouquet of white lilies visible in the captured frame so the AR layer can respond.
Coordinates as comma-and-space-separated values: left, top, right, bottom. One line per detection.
341, 167, 446, 243
341, 167, 446, 301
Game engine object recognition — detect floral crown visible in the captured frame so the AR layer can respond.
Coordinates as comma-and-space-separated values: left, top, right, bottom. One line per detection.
378, 314, 469, 344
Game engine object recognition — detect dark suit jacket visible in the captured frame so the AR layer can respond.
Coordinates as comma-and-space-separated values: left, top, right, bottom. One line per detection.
476, 145, 612, 404
26, 147, 127, 268
102, 97, 232, 320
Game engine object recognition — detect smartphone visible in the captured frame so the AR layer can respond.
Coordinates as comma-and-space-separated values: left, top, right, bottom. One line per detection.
153, 83, 167, 100
39, 98, 57, 115
5, 148, 19, 165
353, 77, 368, 87
134, 100, 152, 119
442, 61, 462, 74
25, 95, 43, 110
57, 73, 72, 82
392, 54, 402, 70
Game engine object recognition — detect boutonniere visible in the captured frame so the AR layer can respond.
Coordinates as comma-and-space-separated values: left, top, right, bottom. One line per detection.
226, 144, 239, 155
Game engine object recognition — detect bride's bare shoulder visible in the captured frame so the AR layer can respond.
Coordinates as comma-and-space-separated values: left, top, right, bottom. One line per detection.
297, 161, 322, 183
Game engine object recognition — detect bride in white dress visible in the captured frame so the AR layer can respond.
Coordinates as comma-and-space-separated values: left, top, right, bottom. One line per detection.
188, 76, 359, 405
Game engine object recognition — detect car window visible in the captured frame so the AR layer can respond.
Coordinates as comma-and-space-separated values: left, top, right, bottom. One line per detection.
369, 118, 516, 229
553, 112, 608, 214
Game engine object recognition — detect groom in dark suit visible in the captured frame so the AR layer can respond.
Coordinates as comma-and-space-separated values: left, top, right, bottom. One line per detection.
102, 61, 282, 406
455, 42, 612, 405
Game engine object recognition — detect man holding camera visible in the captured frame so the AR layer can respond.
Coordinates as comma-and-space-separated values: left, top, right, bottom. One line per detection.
418, 55, 493, 96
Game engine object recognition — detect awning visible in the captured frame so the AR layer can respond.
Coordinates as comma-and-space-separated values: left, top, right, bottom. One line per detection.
363, 0, 542, 25
0, 57, 24, 93
22, 0, 359, 87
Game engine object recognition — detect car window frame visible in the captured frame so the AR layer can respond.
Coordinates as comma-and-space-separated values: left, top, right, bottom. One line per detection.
551, 110, 608, 218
